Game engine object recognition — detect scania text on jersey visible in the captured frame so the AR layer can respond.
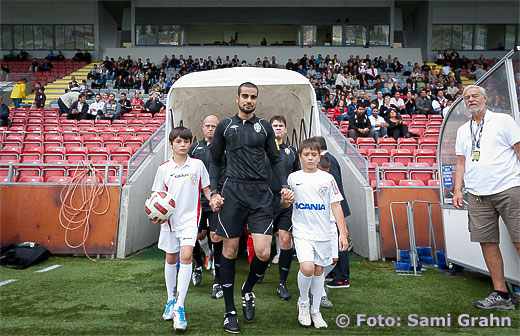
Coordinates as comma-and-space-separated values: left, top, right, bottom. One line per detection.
295, 203, 326, 210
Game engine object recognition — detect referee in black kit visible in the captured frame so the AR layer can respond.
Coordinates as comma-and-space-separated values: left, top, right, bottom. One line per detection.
209, 82, 294, 333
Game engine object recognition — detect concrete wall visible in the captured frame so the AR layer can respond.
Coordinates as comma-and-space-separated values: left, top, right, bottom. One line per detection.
402, 1, 429, 60
321, 124, 379, 260
97, 1, 119, 57
105, 46, 424, 65
116, 139, 165, 258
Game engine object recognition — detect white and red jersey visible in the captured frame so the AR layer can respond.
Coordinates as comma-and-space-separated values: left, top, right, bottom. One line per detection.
152, 156, 210, 231
288, 169, 343, 241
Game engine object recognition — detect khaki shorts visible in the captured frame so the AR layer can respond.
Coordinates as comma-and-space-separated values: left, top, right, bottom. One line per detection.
467, 186, 520, 243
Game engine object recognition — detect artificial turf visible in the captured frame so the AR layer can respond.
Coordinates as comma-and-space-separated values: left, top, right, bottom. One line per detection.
0, 246, 518, 336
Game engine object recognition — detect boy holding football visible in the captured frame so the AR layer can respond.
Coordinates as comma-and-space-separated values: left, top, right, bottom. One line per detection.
280, 138, 348, 330
149, 126, 211, 332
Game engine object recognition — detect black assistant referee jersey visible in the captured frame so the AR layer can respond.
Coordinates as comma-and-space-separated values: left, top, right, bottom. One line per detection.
209, 114, 287, 191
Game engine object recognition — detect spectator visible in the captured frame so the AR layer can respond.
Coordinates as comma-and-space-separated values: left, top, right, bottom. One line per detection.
447, 81, 459, 99
102, 92, 110, 103
33, 87, 46, 109
68, 93, 89, 120
371, 91, 384, 109
260, 37, 267, 46
73, 49, 84, 62
442, 62, 451, 76
17, 49, 29, 61
379, 96, 393, 119
87, 93, 105, 120
10, 78, 27, 109
101, 93, 121, 122
403, 61, 413, 76
114, 75, 125, 89
3, 50, 16, 61
0, 97, 9, 127
381, 83, 391, 96
435, 51, 445, 65
41, 59, 53, 71
369, 77, 384, 92
83, 50, 92, 64
56, 51, 65, 61
58, 90, 80, 116
385, 108, 409, 140
347, 98, 357, 116
333, 100, 348, 120
119, 92, 132, 115
368, 107, 388, 141
125, 74, 135, 89
323, 94, 336, 110
131, 92, 144, 108
415, 89, 434, 115
390, 92, 405, 113
390, 57, 402, 73
92, 73, 107, 89
347, 106, 373, 141
229, 36, 237, 46
404, 92, 416, 115
357, 91, 370, 108
442, 99, 454, 117
135, 76, 150, 94
470, 64, 488, 81
143, 92, 165, 116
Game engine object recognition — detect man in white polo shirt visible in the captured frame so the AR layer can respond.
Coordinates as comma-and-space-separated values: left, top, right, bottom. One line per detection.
453, 85, 520, 310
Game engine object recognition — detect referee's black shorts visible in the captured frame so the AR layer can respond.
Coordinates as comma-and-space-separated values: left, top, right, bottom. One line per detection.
198, 207, 218, 233
272, 194, 293, 232
216, 179, 274, 239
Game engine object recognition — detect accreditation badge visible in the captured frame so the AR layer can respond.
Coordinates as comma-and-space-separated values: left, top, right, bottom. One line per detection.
471, 151, 480, 162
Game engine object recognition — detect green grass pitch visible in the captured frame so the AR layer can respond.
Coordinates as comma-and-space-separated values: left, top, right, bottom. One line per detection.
1, 247, 518, 335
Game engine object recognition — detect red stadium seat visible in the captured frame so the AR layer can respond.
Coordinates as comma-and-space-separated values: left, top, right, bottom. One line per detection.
78, 120, 95, 127
408, 162, 434, 185
43, 147, 67, 162
124, 136, 144, 152
108, 175, 127, 185
381, 162, 407, 185
428, 115, 443, 121
0, 146, 22, 161
428, 180, 440, 187
95, 119, 112, 128
138, 113, 153, 120
18, 176, 44, 183
368, 148, 390, 165
412, 115, 427, 121
368, 162, 377, 184
93, 160, 119, 176
45, 176, 72, 183
390, 149, 413, 165
112, 120, 128, 128
418, 137, 438, 151
63, 135, 83, 149
110, 147, 133, 163
84, 136, 103, 149
399, 179, 425, 187
21, 147, 45, 161
377, 137, 397, 151
43, 134, 64, 149
24, 134, 43, 150
17, 161, 42, 180
88, 147, 111, 162
66, 147, 89, 162
357, 138, 377, 151
414, 149, 437, 165
104, 136, 123, 150
3, 135, 24, 147
397, 138, 418, 152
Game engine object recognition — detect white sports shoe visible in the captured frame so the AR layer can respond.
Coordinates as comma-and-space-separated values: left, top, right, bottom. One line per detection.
272, 254, 280, 264
311, 311, 328, 329
297, 299, 311, 327
162, 299, 175, 320
173, 305, 187, 331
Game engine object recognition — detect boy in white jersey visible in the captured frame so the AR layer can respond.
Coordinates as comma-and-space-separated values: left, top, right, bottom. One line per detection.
150, 126, 211, 332
281, 138, 348, 329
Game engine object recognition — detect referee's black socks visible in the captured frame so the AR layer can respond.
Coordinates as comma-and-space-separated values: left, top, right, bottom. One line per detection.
242, 255, 269, 294
193, 240, 203, 268
278, 248, 293, 283
213, 241, 223, 284
220, 256, 237, 312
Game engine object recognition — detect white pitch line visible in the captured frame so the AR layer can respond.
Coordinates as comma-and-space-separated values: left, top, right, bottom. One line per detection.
0, 279, 18, 287
35, 264, 61, 273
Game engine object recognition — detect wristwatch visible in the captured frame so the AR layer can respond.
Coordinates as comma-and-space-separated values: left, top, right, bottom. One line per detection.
281, 184, 291, 190
210, 190, 219, 197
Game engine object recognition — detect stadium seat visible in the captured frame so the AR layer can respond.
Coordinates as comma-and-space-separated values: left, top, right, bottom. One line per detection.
0, 159, 18, 176
418, 137, 438, 151
21, 147, 45, 161
146, 120, 163, 127
45, 176, 72, 183
3, 135, 24, 147
414, 149, 437, 165
108, 175, 127, 185
43, 147, 67, 162
128, 120, 145, 127
124, 136, 144, 152
397, 138, 418, 152
43, 134, 64, 149
93, 160, 119, 176
112, 120, 128, 128
408, 162, 434, 185
377, 137, 397, 151
381, 162, 407, 185
110, 147, 133, 163
95, 120, 112, 127
59, 119, 77, 127
357, 148, 368, 161
24, 134, 43, 150
428, 180, 440, 187
18, 176, 44, 183
99, 128, 119, 138
368, 148, 390, 165
0, 146, 22, 161
368, 162, 377, 184
66, 147, 89, 162
399, 179, 425, 187
88, 147, 111, 162
136, 127, 154, 137
119, 128, 135, 137
84, 136, 104, 148
390, 149, 413, 165
63, 135, 83, 149
16, 161, 42, 180
357, 138, 377, 151
79, 127, 98, 136
428, 115, 443, 121
78, 120, 95, 127
104, 136, 123, 150
412, 115, 428, 121
138, 113, 153, 120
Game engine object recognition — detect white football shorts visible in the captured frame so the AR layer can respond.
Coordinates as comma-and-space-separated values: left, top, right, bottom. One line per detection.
158, 226, 198, 253
294, 236, 332, 267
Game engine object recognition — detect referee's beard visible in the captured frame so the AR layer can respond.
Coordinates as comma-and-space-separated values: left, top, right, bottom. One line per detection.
239, 104, 256, 114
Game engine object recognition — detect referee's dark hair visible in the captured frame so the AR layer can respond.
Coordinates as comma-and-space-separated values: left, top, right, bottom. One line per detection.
313, 136, 327, 151
238, 82, 258, 95
318, 155, 331, 170
169, 126, 193, 143
269, 115, 287, 127
298, 138, 321, 155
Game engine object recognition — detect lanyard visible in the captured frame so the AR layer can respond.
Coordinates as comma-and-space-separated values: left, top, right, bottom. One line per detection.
470, 117, 484, 152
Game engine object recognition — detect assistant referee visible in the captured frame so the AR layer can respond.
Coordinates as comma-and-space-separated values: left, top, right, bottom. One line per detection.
209, 82, 294, 333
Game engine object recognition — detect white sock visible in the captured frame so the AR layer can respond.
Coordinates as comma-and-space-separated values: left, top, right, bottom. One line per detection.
165, 261, 178, 301
297, 270, 313, 302
275, 234, 280, 255
175, 263, 192, 308
311, 274, 324, 313
199, 237, 211, 257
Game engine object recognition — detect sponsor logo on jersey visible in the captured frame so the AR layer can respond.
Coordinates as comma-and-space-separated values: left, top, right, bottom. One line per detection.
190, 173, 198, 185
285, 148, 290, 155
318, 184, 327, 196
171, 173, 189, 178
230, 125, 239, 129
254, 123, 261, 133
295, 203, 326, 210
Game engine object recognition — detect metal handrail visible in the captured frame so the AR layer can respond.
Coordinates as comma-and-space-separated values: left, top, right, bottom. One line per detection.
318, 111, 369, 184
126, 122, 166, 180
375, 166, 440, 188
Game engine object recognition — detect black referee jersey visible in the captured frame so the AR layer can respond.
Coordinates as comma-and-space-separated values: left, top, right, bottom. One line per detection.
267, 143, 299, 194
209, 114, 286, 191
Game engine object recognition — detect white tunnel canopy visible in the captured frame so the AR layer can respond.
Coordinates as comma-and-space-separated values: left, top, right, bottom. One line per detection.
165, 67, 321, 156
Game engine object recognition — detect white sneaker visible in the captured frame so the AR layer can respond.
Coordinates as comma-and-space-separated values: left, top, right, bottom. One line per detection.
297, 299, 311, 327
162, 299, 175, 320
173, 305, 187, 331
272, 254, 280, 264
311, 311, 328, 329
